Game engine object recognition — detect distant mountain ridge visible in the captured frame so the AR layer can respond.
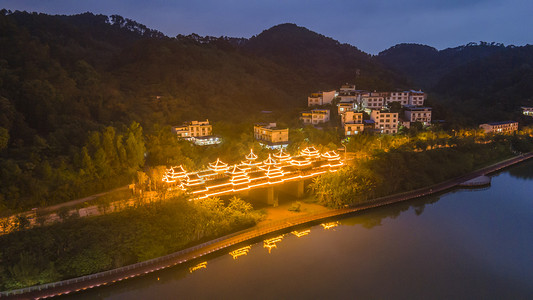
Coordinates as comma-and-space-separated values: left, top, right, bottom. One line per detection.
377, 42, 533, 124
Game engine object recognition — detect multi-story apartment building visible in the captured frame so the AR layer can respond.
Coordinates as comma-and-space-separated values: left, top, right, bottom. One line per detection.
408, 90, 426, 106
362, 92, 386, 110
385, 90, 426, 107
479, 121, 518, 134
404, 106, 432, 125
300, 109, 330, 125
254, 123, 289, 149
342, 111, 364, 136
387, 91, 410, 106
370, 110, 398, 134
307, 90, 337, 106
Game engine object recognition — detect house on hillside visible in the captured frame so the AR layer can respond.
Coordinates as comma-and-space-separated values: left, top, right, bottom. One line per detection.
173, 120, 221, 145
254, 123, 289, 149
300, 109, 330, 125
479, 121, 518, 134
404, 106, 432, 126
369, 109, 398, 134
307, 90, 336, 106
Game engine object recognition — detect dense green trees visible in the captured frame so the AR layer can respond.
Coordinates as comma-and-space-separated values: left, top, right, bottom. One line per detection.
310, 138, 527, 208
0, 196, 262, 290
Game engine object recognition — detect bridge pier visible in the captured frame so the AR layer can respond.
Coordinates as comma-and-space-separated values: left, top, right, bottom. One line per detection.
248, 186, 278, 207
266, 186, 278, 207
276, 180, 305, 198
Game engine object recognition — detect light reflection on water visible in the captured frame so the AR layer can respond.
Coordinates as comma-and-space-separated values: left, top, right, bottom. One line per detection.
67, 161, 533, 300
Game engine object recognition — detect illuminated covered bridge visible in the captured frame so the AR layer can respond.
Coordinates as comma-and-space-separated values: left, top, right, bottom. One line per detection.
162, 147, 343, 204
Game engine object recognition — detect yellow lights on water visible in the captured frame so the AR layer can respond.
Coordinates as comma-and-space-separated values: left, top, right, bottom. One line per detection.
264, 235, 284, 253
229, 246, 251, 259
291, 229, 311, 237
189, 261, 207, 273
321, 221, 339, 230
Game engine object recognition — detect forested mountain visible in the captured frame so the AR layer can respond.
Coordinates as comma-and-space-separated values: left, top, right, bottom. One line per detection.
0, 11, 404, 211
377, 43, 533, 124
1, 10, 531, 211
244, 23, 405, 91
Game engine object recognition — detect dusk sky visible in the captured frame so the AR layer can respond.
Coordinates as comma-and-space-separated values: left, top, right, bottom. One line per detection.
1, 0, 532, 54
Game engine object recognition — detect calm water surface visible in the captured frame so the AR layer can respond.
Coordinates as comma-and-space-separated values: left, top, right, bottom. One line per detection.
71, 161, 533, 299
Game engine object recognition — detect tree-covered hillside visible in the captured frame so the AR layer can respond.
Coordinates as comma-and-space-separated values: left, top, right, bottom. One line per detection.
377, 42, 533, 125
0, 11, 403, 212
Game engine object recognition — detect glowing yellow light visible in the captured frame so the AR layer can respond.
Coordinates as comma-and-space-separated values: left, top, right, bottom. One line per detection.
208, 158, 229, 172
162, 144, 347, 200
321, 221, 339, 229
263, 235, 284, 253
230, 246, 251, 259
291, 229, 310, 237
273, 148, 291, 163
300, 146, 320, 159
189, 262, 207, 273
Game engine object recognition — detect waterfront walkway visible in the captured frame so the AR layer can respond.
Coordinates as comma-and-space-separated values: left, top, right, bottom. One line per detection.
2, 153, 532, 299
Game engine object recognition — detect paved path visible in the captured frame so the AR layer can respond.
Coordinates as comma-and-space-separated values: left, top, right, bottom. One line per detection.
2, 153, 532, 299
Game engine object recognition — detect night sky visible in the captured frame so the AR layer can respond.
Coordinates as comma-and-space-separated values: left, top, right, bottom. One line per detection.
1, 0, 531, 54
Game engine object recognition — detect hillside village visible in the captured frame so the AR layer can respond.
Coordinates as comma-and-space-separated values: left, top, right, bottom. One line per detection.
172, 82, 523, 148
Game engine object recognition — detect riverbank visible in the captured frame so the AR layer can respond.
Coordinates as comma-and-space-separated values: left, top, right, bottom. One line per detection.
3, 152, 531, 299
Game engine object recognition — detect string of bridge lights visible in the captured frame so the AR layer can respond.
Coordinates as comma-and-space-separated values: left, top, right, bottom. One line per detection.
162, 147, 344, 199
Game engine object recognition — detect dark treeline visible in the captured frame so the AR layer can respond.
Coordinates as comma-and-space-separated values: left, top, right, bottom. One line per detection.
0, 11, 404, 213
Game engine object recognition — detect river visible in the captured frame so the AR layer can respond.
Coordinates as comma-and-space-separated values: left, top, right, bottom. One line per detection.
68, 160, 533, 299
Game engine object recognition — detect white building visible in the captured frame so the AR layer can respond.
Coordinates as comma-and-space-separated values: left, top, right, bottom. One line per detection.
522, 107, 533, 116
408, 90, 426, 106
307, 90, 337, 106
362, 92, 386, 110
387, 91, 410, 106
300, 109, 330, 125
385, 90, 426, 107
370, 110, 398, 134
404, 106, 432, 125
479, 121, 518, 134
